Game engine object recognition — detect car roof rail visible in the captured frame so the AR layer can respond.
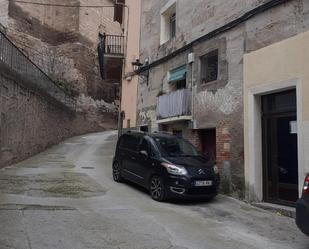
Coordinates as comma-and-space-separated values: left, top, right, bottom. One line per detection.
126, 130, 147, 135
153, 131, 174, 135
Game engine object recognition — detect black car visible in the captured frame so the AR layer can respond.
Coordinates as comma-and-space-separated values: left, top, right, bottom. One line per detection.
296, 174, 309, 235
112, 131, 220, 201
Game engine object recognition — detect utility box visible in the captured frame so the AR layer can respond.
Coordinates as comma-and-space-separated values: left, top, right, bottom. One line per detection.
188, 53, 195, 64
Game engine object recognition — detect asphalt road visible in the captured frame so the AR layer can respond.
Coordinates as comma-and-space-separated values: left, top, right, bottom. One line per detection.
0, 130, 308, 249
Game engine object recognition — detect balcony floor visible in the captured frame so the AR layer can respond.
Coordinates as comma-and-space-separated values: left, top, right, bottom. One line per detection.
156, 115, 192, 124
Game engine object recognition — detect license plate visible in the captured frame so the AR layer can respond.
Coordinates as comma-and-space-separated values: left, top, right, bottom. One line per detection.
194, 180, 213, 187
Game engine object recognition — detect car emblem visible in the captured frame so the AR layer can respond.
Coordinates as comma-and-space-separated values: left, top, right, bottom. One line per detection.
198, 169, 205, 175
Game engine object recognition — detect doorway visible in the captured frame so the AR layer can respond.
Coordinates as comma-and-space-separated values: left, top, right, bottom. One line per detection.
199, 129, 216, 163
262, 89, 298, 205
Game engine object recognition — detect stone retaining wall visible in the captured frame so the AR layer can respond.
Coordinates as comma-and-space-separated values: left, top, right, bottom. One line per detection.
0, 70, 117, 167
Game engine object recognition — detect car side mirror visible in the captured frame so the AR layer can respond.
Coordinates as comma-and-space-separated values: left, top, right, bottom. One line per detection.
140, 150, 148, 157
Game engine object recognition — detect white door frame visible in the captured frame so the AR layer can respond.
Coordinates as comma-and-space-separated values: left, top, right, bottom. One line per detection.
246, 78, 303, 202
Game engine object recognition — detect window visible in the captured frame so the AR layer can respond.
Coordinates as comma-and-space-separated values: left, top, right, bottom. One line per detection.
200, 50, 218, 84
140, 139, 149, 152
140, 138, 156, 157
153, 136, 200, 157
174, 79, 186, 90
139, 138, 151, 155
168, 65, 186, 90
114, 0, 125, 24
170, 13, 176, 38
119, 134, 141, 151
160, 2, 176, 44
262, 89, 297, 114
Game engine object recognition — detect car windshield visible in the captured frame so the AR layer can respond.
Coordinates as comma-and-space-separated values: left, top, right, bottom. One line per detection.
153, 136, 200, 157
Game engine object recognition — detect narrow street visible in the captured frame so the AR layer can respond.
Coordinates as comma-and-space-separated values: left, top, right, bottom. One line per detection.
0, 131, 307, 249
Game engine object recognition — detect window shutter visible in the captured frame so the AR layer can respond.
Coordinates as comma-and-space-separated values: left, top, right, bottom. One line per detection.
114, 0, 125, 24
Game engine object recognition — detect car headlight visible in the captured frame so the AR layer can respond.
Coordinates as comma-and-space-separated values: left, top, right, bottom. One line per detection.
161, 162, 187, 176
213, 165, 219, 174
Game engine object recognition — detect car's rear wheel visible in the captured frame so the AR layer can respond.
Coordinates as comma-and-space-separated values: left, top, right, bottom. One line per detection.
150, 175, 166, 202
113, 162, 123, 182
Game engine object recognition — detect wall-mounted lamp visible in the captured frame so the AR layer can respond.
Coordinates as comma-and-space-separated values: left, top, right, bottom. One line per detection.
132, 59, 143, 70
132, 59, 150, 85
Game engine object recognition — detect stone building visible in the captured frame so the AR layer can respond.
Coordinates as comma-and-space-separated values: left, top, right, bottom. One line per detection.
136, 0, 309, 201
0, 0, 125, 103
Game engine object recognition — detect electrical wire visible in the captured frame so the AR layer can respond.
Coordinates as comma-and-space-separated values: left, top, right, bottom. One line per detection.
8, 0, 118, 8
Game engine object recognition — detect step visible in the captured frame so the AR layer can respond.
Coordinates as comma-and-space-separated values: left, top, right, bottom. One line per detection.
252, 202, 296, 218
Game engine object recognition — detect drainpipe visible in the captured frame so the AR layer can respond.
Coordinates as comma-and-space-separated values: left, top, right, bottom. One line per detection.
118, 55, 126, 138
188, 52, 195, 127
191, 63, 194, 123
117, 81, 123, 138
98, 32, 106, 80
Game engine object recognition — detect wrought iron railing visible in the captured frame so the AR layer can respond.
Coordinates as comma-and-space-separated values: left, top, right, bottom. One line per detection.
156, 88, 192, 119
0, 30, 76, 110
104, 34, 125, 57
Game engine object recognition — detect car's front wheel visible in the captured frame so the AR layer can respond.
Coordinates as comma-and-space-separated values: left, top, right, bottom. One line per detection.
150, 175, 166, 202
112, 162, 123, 182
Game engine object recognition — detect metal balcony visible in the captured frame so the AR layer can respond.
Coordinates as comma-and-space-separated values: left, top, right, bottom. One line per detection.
156, 88, 192, 121
98, 33, 125, 80
102, 34, 125, 57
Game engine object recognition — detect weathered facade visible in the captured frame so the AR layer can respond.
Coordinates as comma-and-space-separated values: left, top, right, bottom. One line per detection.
137, 0, 309, 199
3, 0, 124, 103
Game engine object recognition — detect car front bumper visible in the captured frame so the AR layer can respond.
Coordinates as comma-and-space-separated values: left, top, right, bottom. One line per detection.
296, 198, 309, 236
165, 174, 220, 199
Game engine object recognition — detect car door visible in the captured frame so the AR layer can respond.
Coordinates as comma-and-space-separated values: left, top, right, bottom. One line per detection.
135, 138, 157, 187
120, 134, 144, 184
116, 135, 130, 170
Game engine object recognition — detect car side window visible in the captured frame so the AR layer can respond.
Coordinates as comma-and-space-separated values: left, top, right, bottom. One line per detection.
139, 138, 154, 157
119, 134, 141, 152
118, 136, 125, 148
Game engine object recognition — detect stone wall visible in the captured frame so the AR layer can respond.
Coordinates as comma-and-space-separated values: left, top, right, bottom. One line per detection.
0, 0, 119, 168
0, 0, 8, 29
79, 0, 123, 44
5, 0, 123, 103
140, 0, 270, 63
0, 70, 117, 168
